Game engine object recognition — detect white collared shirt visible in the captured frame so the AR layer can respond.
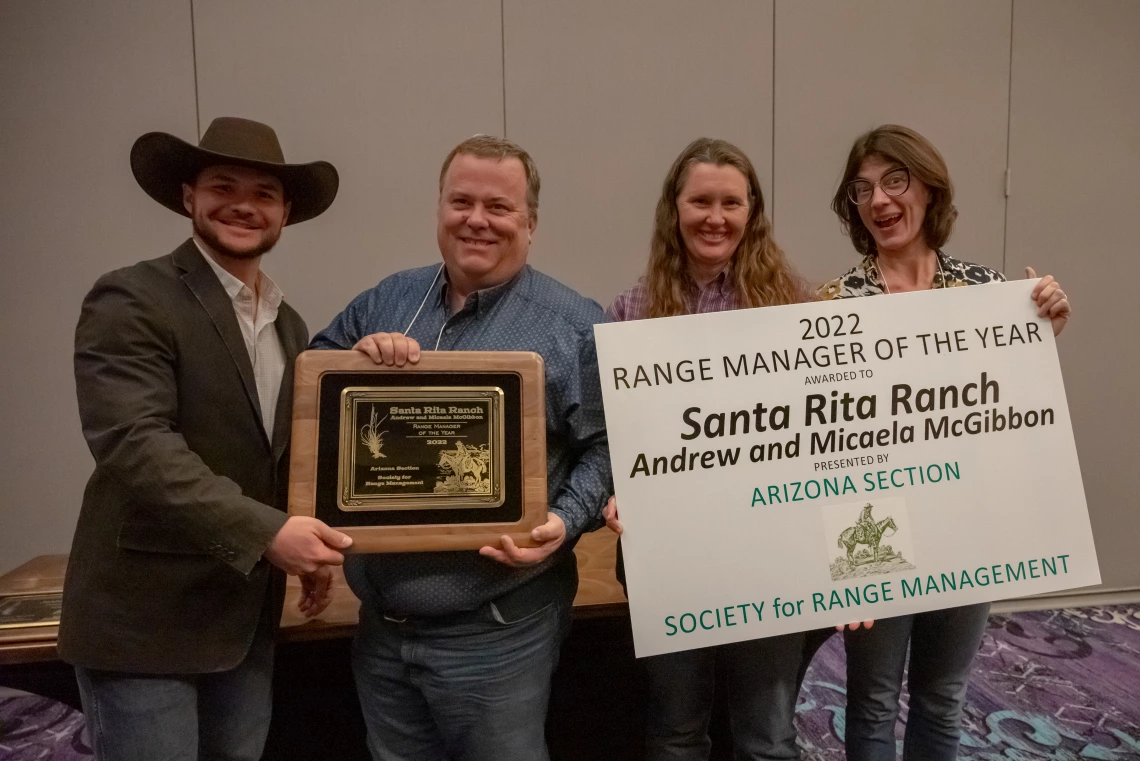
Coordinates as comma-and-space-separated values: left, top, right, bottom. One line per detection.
194, 238, 287, 438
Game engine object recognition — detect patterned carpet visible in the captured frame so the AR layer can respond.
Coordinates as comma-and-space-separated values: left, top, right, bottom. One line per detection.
3, 606, 1139, 760
0, 687, 89, 760
797, 606, 1140, 760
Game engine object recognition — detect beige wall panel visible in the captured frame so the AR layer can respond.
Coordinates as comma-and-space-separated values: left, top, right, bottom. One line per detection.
192, 0, 504, 332
0, 1, 197, 573
1006, 1, 1140, 592
503, 0, 774, 307
773, 0, 1012, 284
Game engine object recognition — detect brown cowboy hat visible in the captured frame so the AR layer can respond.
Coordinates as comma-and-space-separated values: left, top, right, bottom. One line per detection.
130, 116, 339, 225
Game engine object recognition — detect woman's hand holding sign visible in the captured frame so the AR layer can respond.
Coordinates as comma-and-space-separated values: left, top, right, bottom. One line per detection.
1026, 267, 1070, 337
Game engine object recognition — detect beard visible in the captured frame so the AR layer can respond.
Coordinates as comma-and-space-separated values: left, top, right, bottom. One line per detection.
192, 215, 282, 260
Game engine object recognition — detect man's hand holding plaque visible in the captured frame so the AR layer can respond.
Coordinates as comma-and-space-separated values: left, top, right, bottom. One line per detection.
479, 512, 567, 567
265, 516, 353, 575
353, 331, 422, 368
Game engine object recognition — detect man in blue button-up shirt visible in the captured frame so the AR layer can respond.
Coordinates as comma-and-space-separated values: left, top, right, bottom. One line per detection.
311, 135, 612, 761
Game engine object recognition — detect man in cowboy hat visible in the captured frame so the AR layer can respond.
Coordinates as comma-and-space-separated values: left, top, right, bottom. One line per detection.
59, 116, 351, 760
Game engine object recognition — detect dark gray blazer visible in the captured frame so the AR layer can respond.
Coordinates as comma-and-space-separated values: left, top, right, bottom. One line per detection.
59, 239, 307, 674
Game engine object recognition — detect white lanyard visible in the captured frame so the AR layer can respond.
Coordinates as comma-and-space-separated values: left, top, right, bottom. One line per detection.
403, 263, 449, 349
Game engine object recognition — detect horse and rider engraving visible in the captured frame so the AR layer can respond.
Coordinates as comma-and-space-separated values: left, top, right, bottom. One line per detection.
435, 441, 491, 493
838, 503, 898, 564
827, 500, 914, 582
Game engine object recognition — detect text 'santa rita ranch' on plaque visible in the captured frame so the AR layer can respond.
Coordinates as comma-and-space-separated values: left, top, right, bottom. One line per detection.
289, 351, 548, 553
339, 388, 505, 510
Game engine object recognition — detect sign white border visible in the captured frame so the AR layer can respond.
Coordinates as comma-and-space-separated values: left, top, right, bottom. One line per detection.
595, 281, 1099, 658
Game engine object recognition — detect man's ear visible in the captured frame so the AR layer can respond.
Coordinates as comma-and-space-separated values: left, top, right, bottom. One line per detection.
182, 183, 194, 214
282, 201, 292, 227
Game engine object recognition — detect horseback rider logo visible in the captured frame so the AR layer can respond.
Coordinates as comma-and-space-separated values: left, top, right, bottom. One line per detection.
838, 503, 898, 564
824, 497, 915, 581
435, 441, 491, 494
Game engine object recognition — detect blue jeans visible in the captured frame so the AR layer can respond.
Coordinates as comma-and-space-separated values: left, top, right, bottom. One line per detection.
74, 607, 275, 761
644, 632, 805, 761
352, 597, 571, 761
843, 603, 991, 761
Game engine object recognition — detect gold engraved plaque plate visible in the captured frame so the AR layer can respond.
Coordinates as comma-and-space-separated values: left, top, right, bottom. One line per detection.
338, 387, 505, 511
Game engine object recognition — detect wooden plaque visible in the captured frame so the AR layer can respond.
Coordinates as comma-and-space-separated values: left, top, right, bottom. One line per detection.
289, 350, 547, 552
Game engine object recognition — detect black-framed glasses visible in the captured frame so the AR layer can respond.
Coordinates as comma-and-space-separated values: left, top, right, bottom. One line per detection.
846, 167, 910, 205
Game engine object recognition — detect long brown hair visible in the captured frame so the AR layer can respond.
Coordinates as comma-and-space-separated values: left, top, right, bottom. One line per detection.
645, 138, 805, 317
830, 125, 957, 257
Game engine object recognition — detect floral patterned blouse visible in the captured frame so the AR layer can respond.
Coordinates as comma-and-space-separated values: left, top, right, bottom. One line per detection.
817, 250, 1005, 300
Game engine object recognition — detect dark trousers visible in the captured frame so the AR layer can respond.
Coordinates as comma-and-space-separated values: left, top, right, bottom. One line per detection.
644, 633, 806, 761
796, 627, 836, 687
843, 604, 991, 761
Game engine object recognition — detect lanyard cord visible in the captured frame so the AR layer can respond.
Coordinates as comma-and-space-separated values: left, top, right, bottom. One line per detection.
402, 264, 452, 351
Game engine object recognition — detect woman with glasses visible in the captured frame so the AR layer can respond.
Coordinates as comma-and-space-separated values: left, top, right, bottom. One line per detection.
820, 124, 1071, 761
603, 137, 813, 761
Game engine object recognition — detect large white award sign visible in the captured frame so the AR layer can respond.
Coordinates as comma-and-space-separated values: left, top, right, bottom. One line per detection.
595, 281, 1099, 658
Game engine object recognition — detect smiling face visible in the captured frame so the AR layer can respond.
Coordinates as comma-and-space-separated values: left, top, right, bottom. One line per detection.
855, 155, 931, 257
437, 154, 535, 294
676, 162, 751, 277
182, 164, 290, 259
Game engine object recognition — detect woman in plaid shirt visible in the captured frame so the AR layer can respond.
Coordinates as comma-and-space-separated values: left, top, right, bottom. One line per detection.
603, 137, 812, 761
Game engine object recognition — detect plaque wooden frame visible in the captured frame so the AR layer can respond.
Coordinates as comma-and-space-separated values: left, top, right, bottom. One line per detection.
289, 350, 547, 552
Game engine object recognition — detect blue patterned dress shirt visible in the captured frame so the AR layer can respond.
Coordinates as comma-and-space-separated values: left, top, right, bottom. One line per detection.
310, 264, 612, 616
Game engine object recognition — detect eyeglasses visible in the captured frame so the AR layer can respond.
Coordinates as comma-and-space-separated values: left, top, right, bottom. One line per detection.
846, 167, 911, 206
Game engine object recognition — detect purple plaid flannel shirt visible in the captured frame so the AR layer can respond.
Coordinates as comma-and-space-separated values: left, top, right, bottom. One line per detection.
605, 269, 740, 322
